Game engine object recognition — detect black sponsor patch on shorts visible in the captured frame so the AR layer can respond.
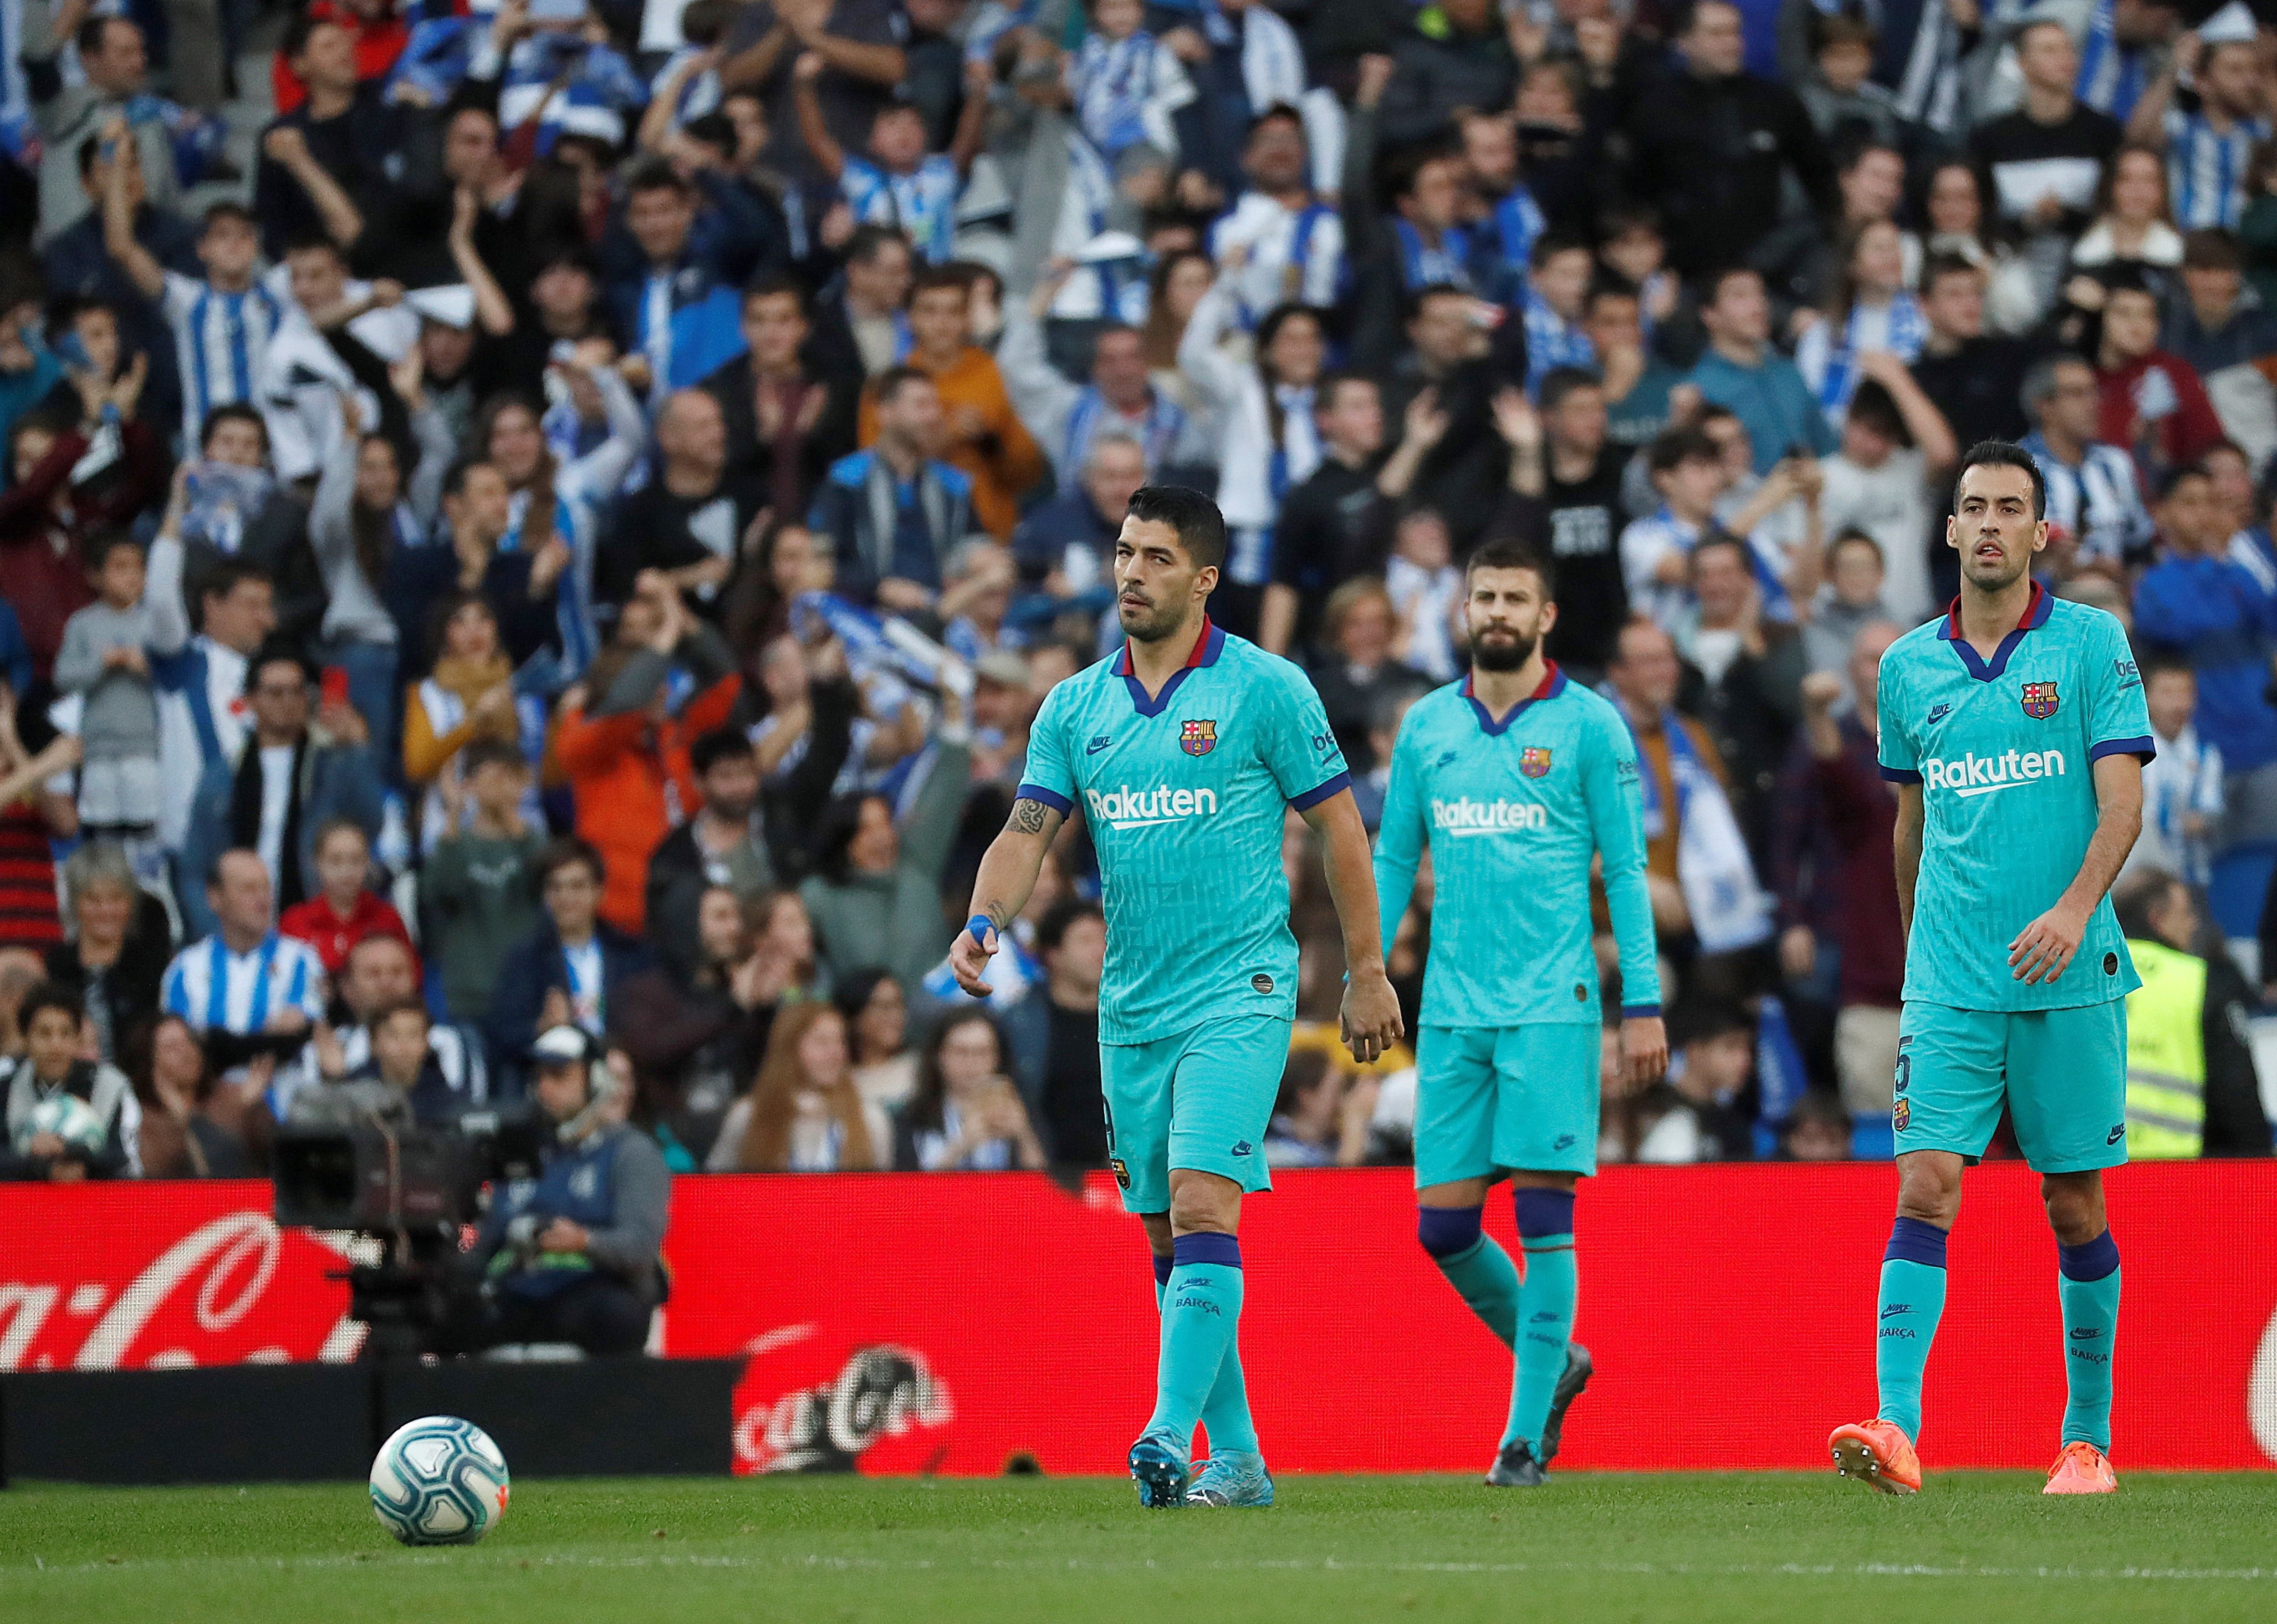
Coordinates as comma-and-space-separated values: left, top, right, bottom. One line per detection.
1251, 973, 1274, 995
2103, 952, 2118, 975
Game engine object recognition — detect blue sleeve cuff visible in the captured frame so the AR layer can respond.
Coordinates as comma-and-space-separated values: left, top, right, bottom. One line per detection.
2089, 735, 2157, 765
1288, 769, 1353, 813
1878, 764, 1923, 784
1620, 1003, 1661, 1019
1014, 781, 1073, 815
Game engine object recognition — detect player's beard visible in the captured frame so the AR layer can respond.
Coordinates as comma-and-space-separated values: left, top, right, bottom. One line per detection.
1470, 626, 1536, 672
1118, 588, 1189, 645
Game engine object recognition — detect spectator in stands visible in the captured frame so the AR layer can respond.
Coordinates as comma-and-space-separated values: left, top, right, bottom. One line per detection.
2126, 658, 2223, 889
1675, 536, 1807, 860
1207, 105, 1345, 329
255, 13, 402, 260
161, 848, 328, 1113
1912, 256, 2035, 455
2134, 466, 2277, 840
278, 819, 413, 981
1622, 426, 1730, 631
403, 592, 520, 850
1972, 18, 2124, 263
423, 740, 543, 1029
801, 706, 971, 995
59, 134, 203, 448
2021, 352, 2155, 571
705, 278, 859, 523
707, 998, 888, 1172
1778, 1091, 1853, 1160
130, 1013, 259, 1178
809, 367, 973, 613
2094, 267, 2226, 483
596, 391, 760, 626
1011, 431, 1143, 621
1919, 162, 2045, 340
1000, 270, 1209, 490
895, 1006, 1045, 1171
1262, 375, 1440, 662
1495, 372, 1631, 676
55, 533, 161, 851
45, 843, 166, 1065
1309, 577, 1427, 776
485, 837, 655, 1090
836, 967, 916, 1115
36, 17, 192, 244
1624, 0, 1835, 279
1026, 896, 1106, 1167
0, 395, 163, 680
1815, 370, 1956, 627
2116, 868, 2272, 1158
464, 1024, 670, 1354
646, 727, 777, 977
1690, 267, 1836, 478
552, 580, 742, 935
1790, 632, 1905, 1148
1263, 1045, 1379, 1168
318, 932, 485, 1104
301, 995, 461, 1127
1802, 530, 1896, 688
1637, 1002, 1757, 1162
605, 159, 772, 399
179, 650, 385, 942
0, 982, 138, 1179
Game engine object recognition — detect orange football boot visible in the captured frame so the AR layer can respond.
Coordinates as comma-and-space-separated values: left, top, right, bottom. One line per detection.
1828, 1419, 1922, 1495
2042, 1441, 2118, 1495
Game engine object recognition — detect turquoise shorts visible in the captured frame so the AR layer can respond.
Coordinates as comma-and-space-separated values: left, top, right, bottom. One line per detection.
1413, 1023, 1603, 1188
1099, 1014, 1293, 1214
1894, 999, 2129, 1173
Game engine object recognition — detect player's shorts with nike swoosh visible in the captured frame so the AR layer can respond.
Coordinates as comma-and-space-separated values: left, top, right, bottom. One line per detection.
1893, 1000, 2129, 1172
1099, 1014, 1293, 1212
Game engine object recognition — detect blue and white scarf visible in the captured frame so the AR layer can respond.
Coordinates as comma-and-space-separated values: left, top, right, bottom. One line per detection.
1062, 387, 1189, 477
841, 154, 962, 265
2075, 0, 2148, 122
1619, 703, 1773, 952
1393, 219, 1473, 293
1520, 287, 1597, 397
1801, 291, 1927, 424
1067, 31, 1189, 159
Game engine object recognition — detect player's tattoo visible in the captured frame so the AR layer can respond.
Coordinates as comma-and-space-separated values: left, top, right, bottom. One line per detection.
1006, 797, 1051, 835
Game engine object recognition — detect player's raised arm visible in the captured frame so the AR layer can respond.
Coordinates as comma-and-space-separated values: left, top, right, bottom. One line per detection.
951, 792, 1066, 997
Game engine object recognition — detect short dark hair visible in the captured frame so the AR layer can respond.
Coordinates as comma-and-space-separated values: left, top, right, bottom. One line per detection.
368, 994, 431, 1031
741, 274, 807, 316
1464, 535, 1556, 599
1247, 102, 1306, 143
201, 200, 256, 234
1405, 282, 1474, 323
1688, 533, 1753, 577
1530, 228, 1592, 271
873, 364, 934, 407
1918, 251, 1983, 297
1813, 10, 1878, 50
2155, 461, 2213, 501
1124, 484, 1227, 570
1584, 278, 1641, 317
281, 8, 333, 60
1703, 265, 1761, 308
690, 725, 755, 778
1313, 369, 1377, 413
534, 835, 605, 892
200, 402, 268, 454
459, 737, 527, 779
18, 981, 83, 1032
1035, 896, 1106, 956
83, 530, 142, 572
1846, 379, 1908, 446
2111, 864, 2184, 941
1953, 439, 2047, 519
1828, 527, 1884, 570
204, 847, 263, 890
909, 265, 972, 302
283, 233, 344, 265
199, 557, 268, 606
846, 224, 911, 265
1537, 366, 1601, 415
248, 647, 318, 692
439, 455, 495, 502
623, 156, 690, 198
2182, 227, 2245, 273
1649, 424, 1722, 475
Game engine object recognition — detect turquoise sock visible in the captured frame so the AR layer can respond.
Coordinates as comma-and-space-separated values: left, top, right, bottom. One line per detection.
1154, 1256, 1257, 1456
1504, 1189, 1578, 1452
2057, 1232, 2121, 1451
1145, 1234, 1244, 1451
1875, 1217, 1950, 1442
1419, 1205, 1521, 1348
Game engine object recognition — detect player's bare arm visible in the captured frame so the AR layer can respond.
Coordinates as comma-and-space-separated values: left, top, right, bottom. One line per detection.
950, 796, 1065, 996
1892, 781, 1924, 946
1297, 789, 1404, 1065
2009, 753, 2142, 984
1620, 1013, 1668, 1089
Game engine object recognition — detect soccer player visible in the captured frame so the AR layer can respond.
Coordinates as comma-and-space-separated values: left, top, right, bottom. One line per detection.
1830, 441, 2152, 1497
951, 484, 1404, 1510
1372, 538, 1667, 1487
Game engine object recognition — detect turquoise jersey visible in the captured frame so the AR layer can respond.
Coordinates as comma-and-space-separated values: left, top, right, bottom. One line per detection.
1876, 584, 2155, 1013
1373, 665, 1663, 1027
1018, 620, 1351, 1045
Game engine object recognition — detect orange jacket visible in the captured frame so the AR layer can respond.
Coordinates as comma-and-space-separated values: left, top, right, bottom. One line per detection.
551, 670, 740, 935
858, 346, 1045, 540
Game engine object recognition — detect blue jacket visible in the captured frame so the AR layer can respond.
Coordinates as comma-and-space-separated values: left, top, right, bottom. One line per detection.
483, 918, 655, 1094
177, 736, 387, 941
807, 450, 974, 606
2134, 551, 2277, 772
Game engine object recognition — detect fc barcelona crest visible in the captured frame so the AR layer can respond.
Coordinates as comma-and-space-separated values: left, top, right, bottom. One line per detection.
2020, 681, 2060, 720
1180, 718, 1218, 756
1520, 746, 1552, 779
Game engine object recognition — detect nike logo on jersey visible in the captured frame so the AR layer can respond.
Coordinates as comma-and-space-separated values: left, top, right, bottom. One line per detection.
1920, 748, 2068, 796
1926, 703, 1953, 724
1431, 796, 1547, 835
1087, 735, 1113, 755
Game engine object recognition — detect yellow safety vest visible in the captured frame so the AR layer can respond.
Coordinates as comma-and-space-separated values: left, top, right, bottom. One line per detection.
2122, 938, 2206, 1160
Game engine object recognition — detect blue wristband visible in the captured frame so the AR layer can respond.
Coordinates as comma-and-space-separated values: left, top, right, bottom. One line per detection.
965, 914, 995, 949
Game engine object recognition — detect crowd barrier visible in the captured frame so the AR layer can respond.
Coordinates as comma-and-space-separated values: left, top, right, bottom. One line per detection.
5, 1162, 2275, 1474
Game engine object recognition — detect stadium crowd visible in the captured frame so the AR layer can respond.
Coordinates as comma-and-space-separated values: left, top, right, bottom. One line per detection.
0, 0, 2275, 1190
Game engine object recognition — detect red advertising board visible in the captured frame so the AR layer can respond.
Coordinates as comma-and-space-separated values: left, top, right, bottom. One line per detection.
5, 1163, 2275, 1475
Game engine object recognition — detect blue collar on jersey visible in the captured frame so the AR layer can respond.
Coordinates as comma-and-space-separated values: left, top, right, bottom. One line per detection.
1461, 661, 1566, 735
1936, 580, 2052, 682
1116, 617, 1225, 717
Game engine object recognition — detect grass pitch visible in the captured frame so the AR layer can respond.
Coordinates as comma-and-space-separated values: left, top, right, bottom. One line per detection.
3, 1472, 2274, 1623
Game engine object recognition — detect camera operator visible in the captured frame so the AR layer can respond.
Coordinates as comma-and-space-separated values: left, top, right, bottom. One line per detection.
463, 1026, 669, 1356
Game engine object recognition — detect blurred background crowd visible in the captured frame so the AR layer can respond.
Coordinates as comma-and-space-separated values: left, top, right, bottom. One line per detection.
0, 0, 2273, 1191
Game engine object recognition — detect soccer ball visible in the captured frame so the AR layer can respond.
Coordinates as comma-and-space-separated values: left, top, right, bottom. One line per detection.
368, 1415, 511, 1546
15, 1092, 105, 1156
